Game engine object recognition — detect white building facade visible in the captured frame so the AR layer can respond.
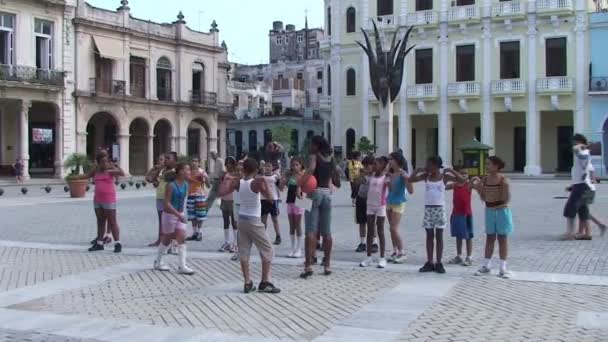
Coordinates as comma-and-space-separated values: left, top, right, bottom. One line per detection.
322, 0, 592, 174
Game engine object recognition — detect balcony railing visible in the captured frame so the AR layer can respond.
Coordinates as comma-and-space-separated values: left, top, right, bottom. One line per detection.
0, 64, 65, 87
448, 5, 480, 23
407, 84, 438, 99
492, 1, 525, 18
590, 77, 608, 92
90, 78, 126, 96
405, 10, 438, 26
448, 82, 481, 97
536, 77, 574, 93
536, 0, 573, 14
156, 87, 173, 101
491, 79, 527, 96
130, 83, 146, 98
190, 90, 217, 106
374, 14, 396, 29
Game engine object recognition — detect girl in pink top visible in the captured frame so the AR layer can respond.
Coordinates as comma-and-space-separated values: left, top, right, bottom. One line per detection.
360, 156, 389, 269
76, 151, 125, 253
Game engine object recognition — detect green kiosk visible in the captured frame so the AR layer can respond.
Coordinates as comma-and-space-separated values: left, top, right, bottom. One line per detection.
460, 138, 493, 177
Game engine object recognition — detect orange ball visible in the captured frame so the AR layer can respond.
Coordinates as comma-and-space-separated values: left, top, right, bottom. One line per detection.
298, 174, 317, 194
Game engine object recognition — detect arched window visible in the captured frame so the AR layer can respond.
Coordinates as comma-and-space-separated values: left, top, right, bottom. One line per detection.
346, 7, 356, 33
327, 65, 332, 96
156, 57, 172, 101
327, 7, 332, 36
346, 68, 356, 96
192, 62, 205, 103
248, 130, 257, 153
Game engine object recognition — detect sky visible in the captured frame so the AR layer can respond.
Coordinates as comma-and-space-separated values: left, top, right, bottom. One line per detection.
86, 0, 324, 65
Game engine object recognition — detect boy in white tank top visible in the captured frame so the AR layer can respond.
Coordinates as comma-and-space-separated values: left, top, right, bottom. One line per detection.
409, 156, 466, 274
218, 158, 281, 294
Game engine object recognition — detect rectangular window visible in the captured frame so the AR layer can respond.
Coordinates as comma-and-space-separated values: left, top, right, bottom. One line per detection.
297, 72, 303, 79
415, 48, 433, 84
317, 87, 322, 94
500, 41, 520, 79
377, 0, 394, 16
276, 36, 283, 45
546, 37, 567, 77
317, 70, 323, 79
0, 12, 15, 65
129, 56, 146, 98
233, 95, 239, 107
297, 33, 304, 43
456, 45, 475, 82
416, 0, 433, 11
457, 0, 475, 5
34, 19, 53, 70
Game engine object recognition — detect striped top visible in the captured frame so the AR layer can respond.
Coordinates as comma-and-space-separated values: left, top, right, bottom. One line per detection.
483, 177, 508, 208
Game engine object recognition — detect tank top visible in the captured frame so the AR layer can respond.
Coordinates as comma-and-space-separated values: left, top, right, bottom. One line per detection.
188, 171, 204, 196
286, 176, 298, 204
425, 176, 445, 206
483, 177, 507, 208
452, 184, 472, 215
367, 175, 387, 207
387, 173, 407, 205
94, 172, 116, 203
238, 179, 261, 218
313, 155, 333, 189
169, 181, 188, 212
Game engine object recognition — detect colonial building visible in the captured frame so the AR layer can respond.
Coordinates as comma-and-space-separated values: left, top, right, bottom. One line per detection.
73, 0, 232, 176
269, 20, 324, 63
322, 0, 592, 175
0, 0, 76, 178
589, 7, 608, 175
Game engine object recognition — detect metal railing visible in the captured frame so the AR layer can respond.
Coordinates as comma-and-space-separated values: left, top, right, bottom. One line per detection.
491, 79, 526, 95
375, 14, 396, 29
407, 84, 438, 99
190, 90, 217, 106
536, 0, 573, 13
492, 1, 525, 17
405, 10, 438, 26
0, 64, 65, 87
90, 78, 126, 96
448, 82, 481, 97
156, 86, 173, 101
448, 5, 480, 22
536, 77, 574, 92
589, 77, 608, 92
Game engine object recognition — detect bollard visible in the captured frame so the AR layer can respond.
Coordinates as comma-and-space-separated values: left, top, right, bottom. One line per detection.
44, 186, 52, 193
21, 187, 28, 195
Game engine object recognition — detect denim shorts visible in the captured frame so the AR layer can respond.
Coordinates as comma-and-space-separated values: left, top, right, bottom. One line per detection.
94, 202, 116, 210
485, 207, 514, 236
304, 188, 332, 236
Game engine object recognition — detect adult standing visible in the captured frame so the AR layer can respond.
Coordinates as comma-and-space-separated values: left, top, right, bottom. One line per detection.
300, 136, 341, 278
145, 152, 177, 247
206, 150, 225, 213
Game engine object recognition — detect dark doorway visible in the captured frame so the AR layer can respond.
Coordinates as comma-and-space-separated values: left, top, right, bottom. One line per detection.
415, 48, 433, 84
235, 130, 243, 157
346, 128, 356, 155
248, 130, 257, 153
412, 128, 416, 169
187, 128, 200, 158
456, 45, 475, 82
513, 126, 526, 172
557, 125, 573, 172
546, 37, 567, 77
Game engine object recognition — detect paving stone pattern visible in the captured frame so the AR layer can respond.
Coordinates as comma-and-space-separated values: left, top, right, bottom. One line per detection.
0, 328, 102, 342
12, 259, 403, 341
396, 277, 608, 342
0, 246, 135, 292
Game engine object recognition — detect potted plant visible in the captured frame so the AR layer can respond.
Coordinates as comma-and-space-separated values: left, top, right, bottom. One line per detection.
64, 153, 92, 198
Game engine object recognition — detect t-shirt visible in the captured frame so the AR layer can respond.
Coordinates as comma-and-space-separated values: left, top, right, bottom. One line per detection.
367, 175, 387, 207
357, 176, 370, 198
452, 184, 472, 216
286, 176, 298, 204
571, 147, 595, 191
261, 174, 280, 200
347, 160, 363, 182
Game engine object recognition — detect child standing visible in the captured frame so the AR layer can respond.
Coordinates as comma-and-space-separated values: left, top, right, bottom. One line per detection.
186, 158, 207, 242
360, 156, 389, 269
446, 166, 474, 266
153, 162, 195, 275
471, 156, 513, 279
282, 157, 305, 258
386, 152, 413, 264
409, 157, 465, 274
354, 156, 377, 253
261, 161, 283, 245
220, 157, 239, 252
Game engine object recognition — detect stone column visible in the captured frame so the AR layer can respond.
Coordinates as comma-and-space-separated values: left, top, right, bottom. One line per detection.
76, 131, 87, 155
481, 14, 495, 151
574, 9, 587, 134
54, 115, 64, 177
117, 133, 130, 176
361, 52, 370, 138
147, 135, 154, 170
399, 34, 410, 162
525, 12, 541, 175
19, 100, 31, 180
438, 17, 451, 166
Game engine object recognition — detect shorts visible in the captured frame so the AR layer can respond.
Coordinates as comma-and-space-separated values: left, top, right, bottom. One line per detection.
450, 214, 474, 239
287, 203, 305, 216
221, 199, 234, 213
187, 195, 207, 221
367, 205, 387, 218
305, 189, 332, 235
156, 199, 164, 212
563, 183, 594, 221
94, 202, 116, 210
261, 200, 279, 217
423, 206, 447, 229
161, 212, 187, 234
355, 196, 367, 224
387, 203, 406, 214
485, 207, 514, 236
238, 216, 274, 262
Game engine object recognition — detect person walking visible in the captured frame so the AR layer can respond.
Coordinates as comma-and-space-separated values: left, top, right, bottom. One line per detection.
206, 150, 225, 213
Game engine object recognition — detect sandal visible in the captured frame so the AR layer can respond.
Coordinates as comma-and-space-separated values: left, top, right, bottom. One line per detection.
300, 270, 314, 279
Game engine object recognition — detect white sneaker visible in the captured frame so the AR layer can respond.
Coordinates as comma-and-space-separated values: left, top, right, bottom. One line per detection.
153, 260, 170, 271
178, 266, 194, 275
498, 270, 512, 279
378, 258, 388, 269
294, 250, 302, 258
475, 265, 491, 276
360, 257, 373, 267
230, 252, 239, 261
287, 251, 295, 258
461, 257, 474, 267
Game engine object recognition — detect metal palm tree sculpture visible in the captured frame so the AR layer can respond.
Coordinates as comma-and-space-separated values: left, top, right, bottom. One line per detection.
357, 21, 415, 107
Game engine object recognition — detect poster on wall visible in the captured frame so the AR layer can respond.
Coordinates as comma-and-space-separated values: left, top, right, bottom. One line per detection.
32, 128, 53, 144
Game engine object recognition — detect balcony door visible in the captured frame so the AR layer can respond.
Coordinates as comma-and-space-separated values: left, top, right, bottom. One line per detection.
130, 56, 146, 98
192, 62, 205, 102
95, 55, 113, 93
415, 48, 433, 84
377, 0, 394, 16
34, 20, 53, 70
416, 0, 433, 11
546, 37, 567, 77
0, 13, 15, 66
456, 45, 475, 82
500, 41, 520, 79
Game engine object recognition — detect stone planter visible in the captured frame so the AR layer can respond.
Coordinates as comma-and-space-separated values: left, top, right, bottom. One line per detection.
67, 179, 88, 198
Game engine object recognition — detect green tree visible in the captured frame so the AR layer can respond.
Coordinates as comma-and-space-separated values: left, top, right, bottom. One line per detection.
271, 124, 293, 146
357, 136, 377, 155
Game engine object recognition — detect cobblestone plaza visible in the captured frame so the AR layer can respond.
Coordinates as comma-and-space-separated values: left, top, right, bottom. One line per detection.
0, 181, 607, 341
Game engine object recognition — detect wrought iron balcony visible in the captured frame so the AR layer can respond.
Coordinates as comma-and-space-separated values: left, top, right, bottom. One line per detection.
404, 10, 438, 27
447, 5, 480, 23
589, 77, 608, 92
407, 84, 438, 100
536, 77, 574, 93
536, 0, 573, 15
374, 15, 396, 29
448, 82, 481, 98
491, 79, 527, 96
0, 64, 65, 88
190, 90, 217, 106
89, 78, 126, 96
492, 1, 525, 19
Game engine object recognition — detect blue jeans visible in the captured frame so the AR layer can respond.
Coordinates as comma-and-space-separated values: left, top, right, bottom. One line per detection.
305, 189, 332, 236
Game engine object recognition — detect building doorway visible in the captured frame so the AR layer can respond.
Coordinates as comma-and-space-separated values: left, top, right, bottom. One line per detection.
513, 126, 526, 172
557, 126, 573, 172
